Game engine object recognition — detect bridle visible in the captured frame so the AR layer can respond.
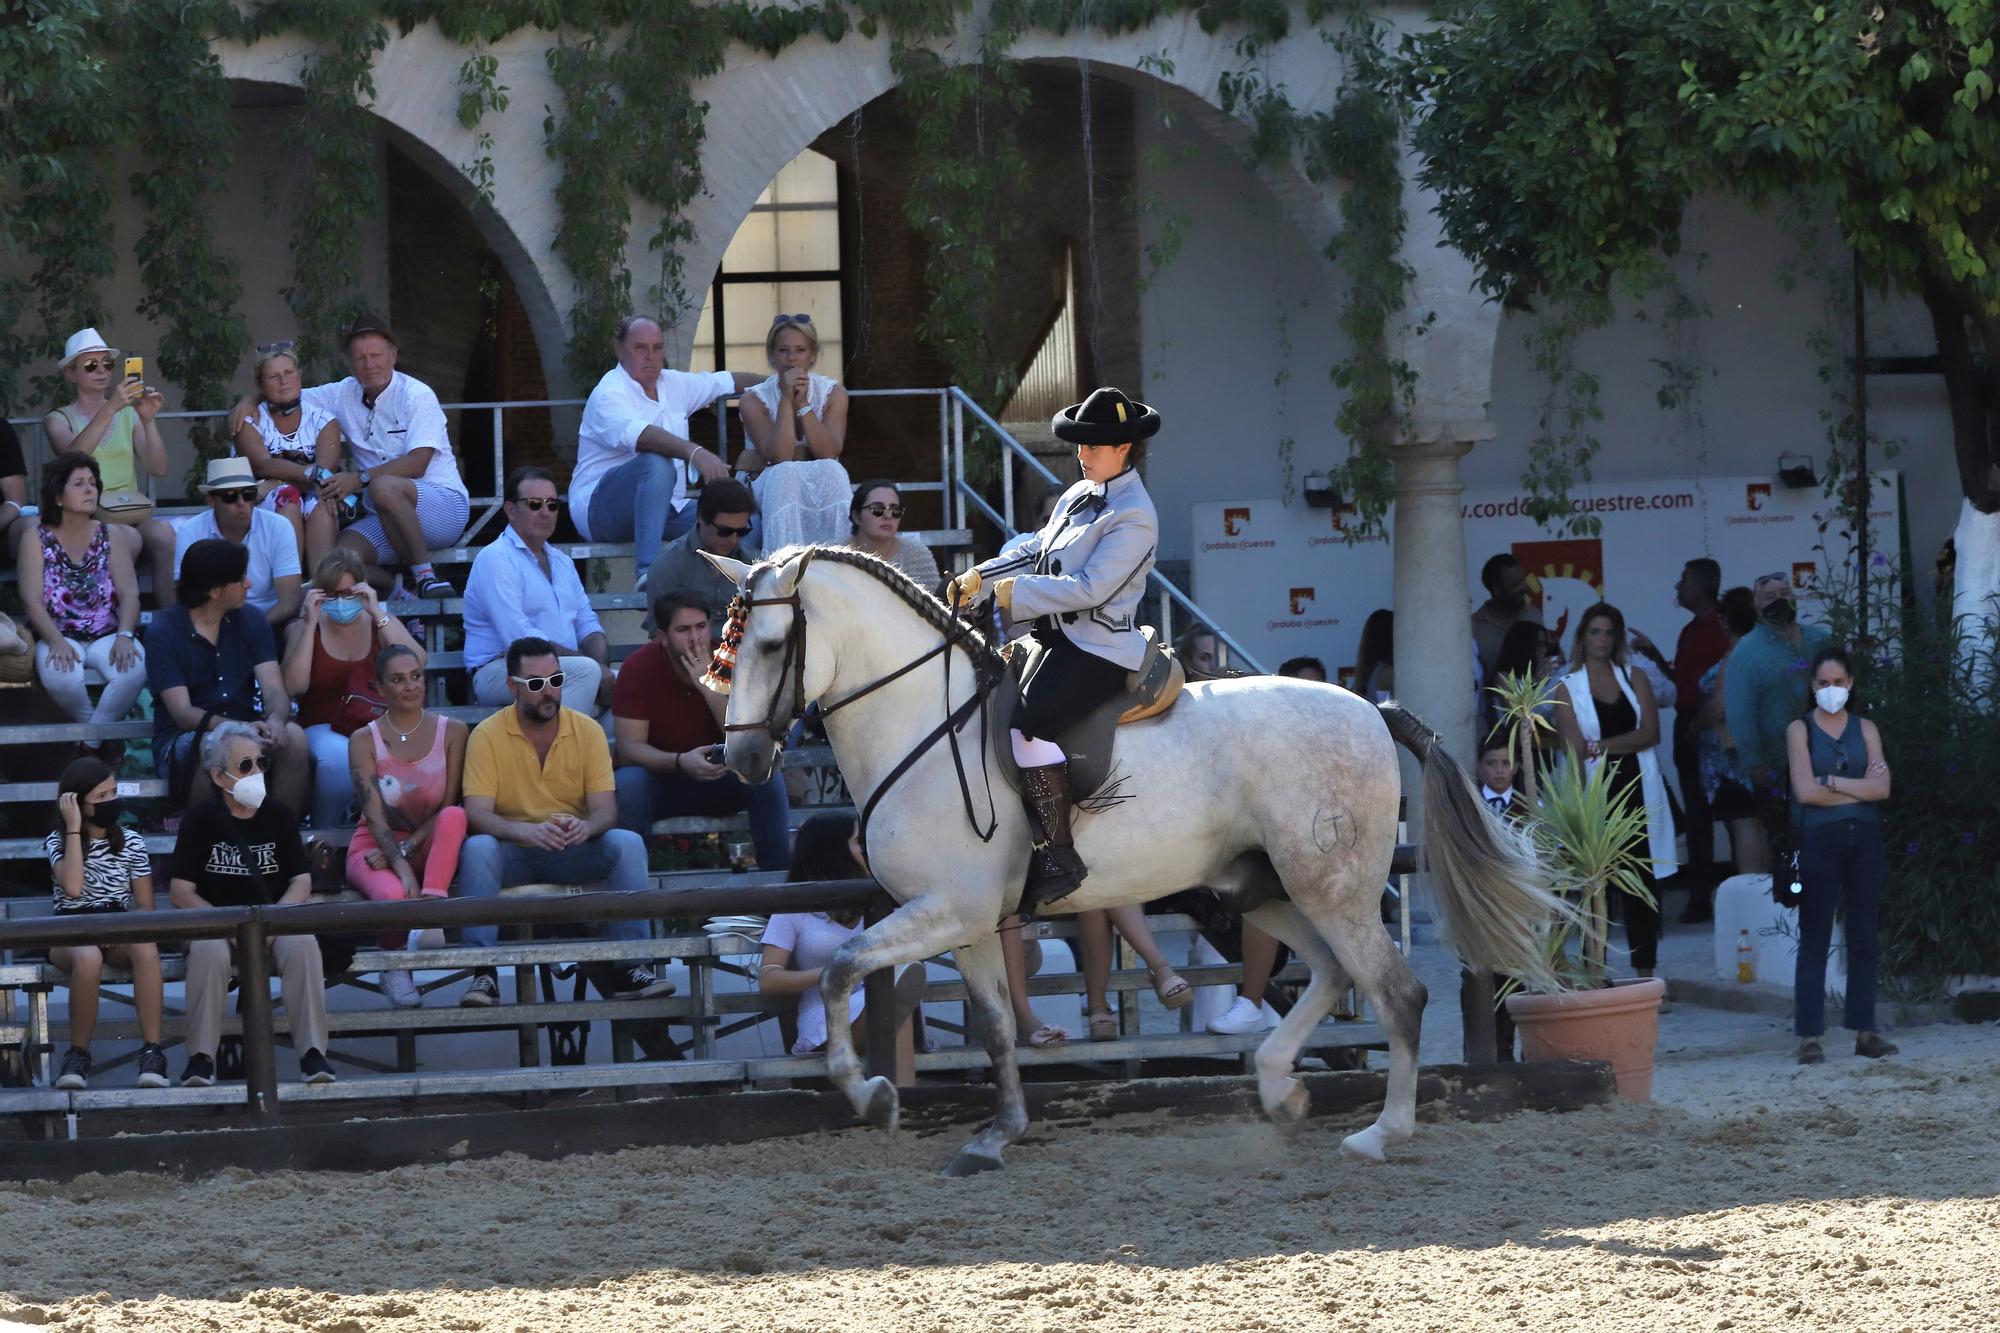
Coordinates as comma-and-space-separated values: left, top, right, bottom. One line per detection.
722, 550, 1001, 848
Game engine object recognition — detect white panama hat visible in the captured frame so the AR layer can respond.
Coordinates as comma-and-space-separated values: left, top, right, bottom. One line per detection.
59, 327, 116, 371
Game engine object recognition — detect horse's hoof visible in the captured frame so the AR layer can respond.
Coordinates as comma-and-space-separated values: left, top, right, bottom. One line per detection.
858, 1076, 899, 1132
1265, 1078, 1310, 1129
1339, 1126, 1390, 1163
943, 1146, 1005, 1177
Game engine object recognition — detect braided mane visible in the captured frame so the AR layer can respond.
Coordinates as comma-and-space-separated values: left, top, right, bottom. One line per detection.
751, 544, 1007, 676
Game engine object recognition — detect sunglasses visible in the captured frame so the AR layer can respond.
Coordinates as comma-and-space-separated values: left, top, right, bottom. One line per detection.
76, 358, 115, 373
256, 339, 296, 357
511, 671, 567, 693
229, 754, 270, 775
770, 313, 815, 326
210, 487, 259, 504
861, 503, 903, 519
707, 521, 752, 538
512, 497, 561, 513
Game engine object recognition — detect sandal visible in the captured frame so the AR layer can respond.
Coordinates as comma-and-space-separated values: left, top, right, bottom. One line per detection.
1087, 1011, 1118, 1042
1151, 969, 1194, 1011
1020, 1023, 1069, 1049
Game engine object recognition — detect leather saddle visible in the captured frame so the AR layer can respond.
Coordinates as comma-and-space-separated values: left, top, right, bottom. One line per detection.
993, 626, 1185, 799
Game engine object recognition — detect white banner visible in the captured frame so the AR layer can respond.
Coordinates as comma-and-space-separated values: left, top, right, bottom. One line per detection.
1191, 472, 1901, 684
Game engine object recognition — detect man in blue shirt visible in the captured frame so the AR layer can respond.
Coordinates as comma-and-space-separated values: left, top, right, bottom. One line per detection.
462, 466, 611, 714
145, 538, 308, 810
1723, 571, 1832, 859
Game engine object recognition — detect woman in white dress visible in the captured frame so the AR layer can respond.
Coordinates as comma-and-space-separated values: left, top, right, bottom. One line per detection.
738, 315, 851, 549
233, 341, 343, 567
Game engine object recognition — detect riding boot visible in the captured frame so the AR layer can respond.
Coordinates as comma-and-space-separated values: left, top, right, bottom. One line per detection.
1019, 760, 1087, 913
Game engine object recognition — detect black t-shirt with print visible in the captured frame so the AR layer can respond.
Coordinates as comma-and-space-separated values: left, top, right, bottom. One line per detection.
169, 798, 306, 908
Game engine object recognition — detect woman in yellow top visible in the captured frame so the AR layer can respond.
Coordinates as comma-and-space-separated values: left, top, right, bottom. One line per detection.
42, 328, 175, 608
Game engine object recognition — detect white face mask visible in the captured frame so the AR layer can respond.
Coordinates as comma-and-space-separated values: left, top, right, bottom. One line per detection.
227, 770, 269, 811
1815, 685, 1850, 715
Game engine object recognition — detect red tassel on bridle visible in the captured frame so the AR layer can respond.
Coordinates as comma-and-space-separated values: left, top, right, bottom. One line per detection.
702, 596, 748, 694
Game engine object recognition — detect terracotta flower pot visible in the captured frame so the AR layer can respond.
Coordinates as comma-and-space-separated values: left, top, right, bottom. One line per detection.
1504, 976, 1666, 1102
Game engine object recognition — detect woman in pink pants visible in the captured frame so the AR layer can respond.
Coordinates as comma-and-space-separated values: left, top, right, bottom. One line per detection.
347, 643, 469, 1008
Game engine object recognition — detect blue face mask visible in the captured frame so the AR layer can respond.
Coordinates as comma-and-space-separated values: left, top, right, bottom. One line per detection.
323, 596, 364, 625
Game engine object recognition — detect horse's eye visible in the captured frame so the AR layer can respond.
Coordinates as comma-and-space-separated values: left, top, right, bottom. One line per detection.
760, 640, 783, 655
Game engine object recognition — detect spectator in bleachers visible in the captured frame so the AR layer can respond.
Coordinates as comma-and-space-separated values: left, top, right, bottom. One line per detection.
232, 340, 342, 569
847, 480, 939, 590
572, 315, 763, 590
168, 721, 335, 1087
146, 538, 309, 811
463, 465, 611, 714
0, 418, 26, 559
284, 548, 426, 832
759, 812, 926, 1058
1472, 552, 1542, 689
614, 591, 791, 871
347, 643, 468, 1009
738, 314, 851, 550
246, 315, 466, 600
18, 453, 147, 726
641, 478, 756, 633
43, 328, 176, 608
1077, 908, 1192, 1041
1353, 608, 1393, 699
455, 637, 671, 1007
46, 756, 169, 1091
1175, 624, 1220, 678
1278, 656, 1327, 682
172, 458, 303, 627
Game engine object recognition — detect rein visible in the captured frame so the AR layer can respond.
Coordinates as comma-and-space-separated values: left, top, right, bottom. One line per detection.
720, 551, 1001, 850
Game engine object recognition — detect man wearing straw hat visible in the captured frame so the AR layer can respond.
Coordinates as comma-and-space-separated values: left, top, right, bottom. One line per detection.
172, 458, 303, 626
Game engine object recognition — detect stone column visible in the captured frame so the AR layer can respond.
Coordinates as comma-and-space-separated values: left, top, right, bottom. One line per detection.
1390, 422, 1492, 1061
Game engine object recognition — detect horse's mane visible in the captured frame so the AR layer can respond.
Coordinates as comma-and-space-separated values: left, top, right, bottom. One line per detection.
751, 543, 1006, 676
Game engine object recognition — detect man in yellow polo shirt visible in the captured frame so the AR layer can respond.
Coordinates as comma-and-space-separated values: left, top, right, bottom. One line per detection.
456, 636, 671, 1007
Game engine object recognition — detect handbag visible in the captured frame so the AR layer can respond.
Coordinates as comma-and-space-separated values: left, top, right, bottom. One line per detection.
333, 686, 388, 736
95, 491, 155, 525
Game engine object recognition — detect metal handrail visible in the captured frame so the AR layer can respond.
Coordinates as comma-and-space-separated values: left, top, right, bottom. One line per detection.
945, 386, 1269, 674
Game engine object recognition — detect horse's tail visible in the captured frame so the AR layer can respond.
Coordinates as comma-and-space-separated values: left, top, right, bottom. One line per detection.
1378, 701, 1573, 993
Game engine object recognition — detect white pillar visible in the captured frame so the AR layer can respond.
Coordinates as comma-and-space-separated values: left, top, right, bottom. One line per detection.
1390, 425, 1486, 762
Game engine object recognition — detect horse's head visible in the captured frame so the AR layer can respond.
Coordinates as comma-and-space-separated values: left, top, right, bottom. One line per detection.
699, 548, 836, 784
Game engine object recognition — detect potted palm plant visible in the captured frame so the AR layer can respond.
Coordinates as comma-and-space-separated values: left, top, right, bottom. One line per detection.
1488, 669, 1667, 1101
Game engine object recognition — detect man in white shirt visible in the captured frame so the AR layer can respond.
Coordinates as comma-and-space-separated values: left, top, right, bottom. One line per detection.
173, 458, 303, 626
572, 316, 763, 588
237, 315, 470, 600
462, 466, 610, 713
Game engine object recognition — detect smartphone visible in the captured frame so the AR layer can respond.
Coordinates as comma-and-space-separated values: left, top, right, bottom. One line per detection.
123, 356, 143, 383
705, 745, 725, 764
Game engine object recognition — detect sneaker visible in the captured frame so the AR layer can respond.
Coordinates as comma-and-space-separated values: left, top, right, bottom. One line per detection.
54, 1046, 91, 1090
606, 965, 675, 999
633, 567, 652, 595
299, 1048, 337, 1085
181, 1053, 216, 1087
1855, 1031, 1899, 1059
412, 572, 457, 600
382, 969, 422, 1008
1208, 995, 1272, 1036
1797, 1039, 1825, 1066
459, 972, 501, 1008
410, 928, 447, 951
136, 1043, 169, 1089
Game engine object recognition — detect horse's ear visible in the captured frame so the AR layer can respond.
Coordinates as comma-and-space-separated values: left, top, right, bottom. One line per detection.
772, 552, 808, 598
699, 551, 753, 588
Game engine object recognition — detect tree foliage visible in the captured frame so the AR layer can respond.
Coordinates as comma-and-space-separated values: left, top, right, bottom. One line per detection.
1406, 0, 2000, 511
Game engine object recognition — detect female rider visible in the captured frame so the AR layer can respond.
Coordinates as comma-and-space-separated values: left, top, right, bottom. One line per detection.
948, 387, 1161, 912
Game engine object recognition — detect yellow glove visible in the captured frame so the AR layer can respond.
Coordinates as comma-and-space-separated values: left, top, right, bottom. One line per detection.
992, 577, 1016, 615
946, 569, 983, 606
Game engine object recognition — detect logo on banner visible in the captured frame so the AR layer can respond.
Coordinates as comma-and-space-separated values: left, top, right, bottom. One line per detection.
1337, 665, 1357, 689
1792, 561, 1816, 590
1289, 587, 1315, 615
1267, 585, 1337, 632
1223, 507, 1251, 536
1746, 483, 1772, 512
1201, 505, 1276, 553
1514, 537, 1606, 646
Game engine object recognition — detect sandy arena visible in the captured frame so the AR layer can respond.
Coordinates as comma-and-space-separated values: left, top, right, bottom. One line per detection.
0, 1007, 1993, 1332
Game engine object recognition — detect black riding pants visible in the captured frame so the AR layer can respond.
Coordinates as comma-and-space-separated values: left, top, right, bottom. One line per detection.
1015, 627, 1128, 742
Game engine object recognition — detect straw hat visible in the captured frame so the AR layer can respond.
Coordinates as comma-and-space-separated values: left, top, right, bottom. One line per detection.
59, 328, 116, 371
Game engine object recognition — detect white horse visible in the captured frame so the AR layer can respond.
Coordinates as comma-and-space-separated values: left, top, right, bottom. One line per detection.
701, 545, 1567, 1175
